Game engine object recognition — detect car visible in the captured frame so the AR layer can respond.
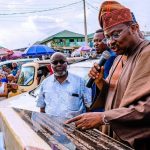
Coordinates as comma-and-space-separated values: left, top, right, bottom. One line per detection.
17, 59, 52, 92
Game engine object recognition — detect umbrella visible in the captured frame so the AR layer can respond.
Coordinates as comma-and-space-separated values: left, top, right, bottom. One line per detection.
8, 51, 23, 59
76, 45, 92, 52
0, 46, 13, 56
22, 45, 55, 56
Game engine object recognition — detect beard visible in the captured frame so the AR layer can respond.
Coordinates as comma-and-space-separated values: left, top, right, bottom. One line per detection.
54, 70, 67, 77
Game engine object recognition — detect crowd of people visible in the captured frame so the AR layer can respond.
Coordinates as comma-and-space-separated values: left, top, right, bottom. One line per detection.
0, 62, 21, 100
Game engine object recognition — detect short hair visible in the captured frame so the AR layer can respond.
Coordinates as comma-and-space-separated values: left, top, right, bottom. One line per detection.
95, 29, 104, 33
2, 65, 7, 68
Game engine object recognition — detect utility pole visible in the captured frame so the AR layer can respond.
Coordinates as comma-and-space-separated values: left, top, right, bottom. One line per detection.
83, 0, 88, 46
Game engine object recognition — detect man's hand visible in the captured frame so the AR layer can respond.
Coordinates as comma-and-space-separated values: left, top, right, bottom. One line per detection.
88, 63, 104, 90
40, 107, 45, 113
64, 112, 104, 130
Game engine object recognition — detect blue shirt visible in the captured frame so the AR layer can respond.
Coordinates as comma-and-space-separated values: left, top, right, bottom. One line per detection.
36, 73, 92, 119
91, 49, 116, 111
104, 49, 116, 79
11, 67, 18, 76
0, 78, 8, 83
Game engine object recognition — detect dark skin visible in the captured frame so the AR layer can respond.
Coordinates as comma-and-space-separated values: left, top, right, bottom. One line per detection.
50, 52, 68, 83
104, 23, 142, 55
93, 32, 108, 54
65, 23, 143, 130
40, 52, 68, 113
65, 112, 105, 130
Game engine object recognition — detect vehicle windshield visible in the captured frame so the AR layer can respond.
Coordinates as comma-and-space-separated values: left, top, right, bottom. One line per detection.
30, 66, 90, 97
68, 66, 90, 80
18, 66, 35, 86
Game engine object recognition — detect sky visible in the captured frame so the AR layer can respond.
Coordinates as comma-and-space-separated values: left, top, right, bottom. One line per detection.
0, 0, 150, 50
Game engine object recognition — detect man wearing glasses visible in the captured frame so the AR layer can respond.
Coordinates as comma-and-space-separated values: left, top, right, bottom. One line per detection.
36, 52, 92, 119
65, 1, 150, 149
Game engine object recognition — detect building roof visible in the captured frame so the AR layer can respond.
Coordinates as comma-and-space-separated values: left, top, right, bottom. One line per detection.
88, 33, 94, 39
0, 45, 7, 49
41, 30, 84, 43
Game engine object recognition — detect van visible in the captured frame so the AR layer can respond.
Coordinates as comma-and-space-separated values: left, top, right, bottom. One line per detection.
17, 59, 52, 92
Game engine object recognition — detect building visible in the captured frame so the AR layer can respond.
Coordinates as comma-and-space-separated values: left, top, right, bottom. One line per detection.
88, 33, 94, 48
39, 30, 85, 51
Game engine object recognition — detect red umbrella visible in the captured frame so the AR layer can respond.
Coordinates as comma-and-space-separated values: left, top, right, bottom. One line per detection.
0, 46, 13, 56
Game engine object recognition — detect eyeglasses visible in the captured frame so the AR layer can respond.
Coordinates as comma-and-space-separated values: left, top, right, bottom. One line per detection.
51, 60, 67, 65
101, 38, 107, 44
104, 26, 130, 42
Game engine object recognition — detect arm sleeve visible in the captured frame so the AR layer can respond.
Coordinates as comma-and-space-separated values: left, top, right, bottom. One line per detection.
105, 50, 150, 123
121, 49, 150, 106
104, 98, 150, 146
105, 98, 150, 125
103, 51, 150, 146
36, 83, 46, 108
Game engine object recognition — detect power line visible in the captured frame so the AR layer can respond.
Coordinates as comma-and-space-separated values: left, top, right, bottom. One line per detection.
88, 0, 100, 5
0, 6, 83, 19
0, 1, 74, 6
0, 1, 82, 11
86, 1, 99, 11
0, 0, 82, 16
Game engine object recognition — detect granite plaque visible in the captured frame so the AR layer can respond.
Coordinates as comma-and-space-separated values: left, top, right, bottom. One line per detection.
14, 108, 133, 150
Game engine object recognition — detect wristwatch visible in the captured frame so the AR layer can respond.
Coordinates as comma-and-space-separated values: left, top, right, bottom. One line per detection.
102, 114, 109, 125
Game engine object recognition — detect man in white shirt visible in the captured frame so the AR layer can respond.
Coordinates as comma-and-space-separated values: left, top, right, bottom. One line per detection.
37, 52, 91, 119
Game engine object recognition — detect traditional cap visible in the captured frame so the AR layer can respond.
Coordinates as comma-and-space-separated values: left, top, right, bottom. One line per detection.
99, 1, 133, 30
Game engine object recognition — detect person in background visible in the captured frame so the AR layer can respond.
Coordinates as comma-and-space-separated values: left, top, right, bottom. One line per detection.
37, 52, 92, 119
90, 29, 116, 111
93, 29, 116, 78
65, 1, 150, 149
0, 74, 8, 83
7, 74, 16, 93
5, 67, 11, 75
0, 73, 8, 100
37, 67, 50, 85
8, 83, 21, 98
7, 74, 16, 83
11, 63, 18, 76
14, 69, 21, 82
1, 65, 8, 76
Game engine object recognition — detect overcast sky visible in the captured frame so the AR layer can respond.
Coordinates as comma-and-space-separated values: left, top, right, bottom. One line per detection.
0, 0, 149, 50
